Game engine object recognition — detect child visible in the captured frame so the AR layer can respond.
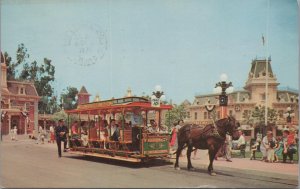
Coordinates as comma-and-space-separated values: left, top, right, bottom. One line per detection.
250, 139, 259, 160
267, 137, 276, 163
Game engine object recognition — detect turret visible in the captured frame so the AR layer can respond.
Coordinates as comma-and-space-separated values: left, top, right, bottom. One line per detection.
77, 86, 90, 105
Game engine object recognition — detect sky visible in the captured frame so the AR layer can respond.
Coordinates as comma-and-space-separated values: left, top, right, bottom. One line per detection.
1, 0, 299, 104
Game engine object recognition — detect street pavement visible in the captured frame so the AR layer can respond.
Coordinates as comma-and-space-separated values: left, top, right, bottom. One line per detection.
175, 149, 298, 178
0, 135, 299, 188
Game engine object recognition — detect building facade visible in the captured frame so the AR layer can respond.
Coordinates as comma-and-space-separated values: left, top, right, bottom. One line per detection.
184, 58, 299, 141
1, 53, 40, 135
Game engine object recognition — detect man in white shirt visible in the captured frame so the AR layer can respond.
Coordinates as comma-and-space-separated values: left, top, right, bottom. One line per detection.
232, 130, 245, 150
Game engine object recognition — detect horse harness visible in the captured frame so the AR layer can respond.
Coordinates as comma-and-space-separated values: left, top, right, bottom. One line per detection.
184, 123, 225, 144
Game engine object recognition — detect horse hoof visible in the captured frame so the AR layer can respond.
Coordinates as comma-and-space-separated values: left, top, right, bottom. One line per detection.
175, 167, 181, 171
188, 167, 195, 171
210, 172, 217, 176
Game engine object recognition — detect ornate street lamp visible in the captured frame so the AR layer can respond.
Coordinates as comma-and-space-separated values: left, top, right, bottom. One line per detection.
152, 85, 165, 99
214, 74, 234, 118
151, 85, 166, 105
150, 85, 166, 132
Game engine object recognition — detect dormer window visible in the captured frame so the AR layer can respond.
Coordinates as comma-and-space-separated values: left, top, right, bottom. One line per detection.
19, 87, 26, 95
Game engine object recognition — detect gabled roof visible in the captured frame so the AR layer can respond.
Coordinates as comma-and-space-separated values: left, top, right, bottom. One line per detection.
7, 80, 39, 97
182, 99, 191, 106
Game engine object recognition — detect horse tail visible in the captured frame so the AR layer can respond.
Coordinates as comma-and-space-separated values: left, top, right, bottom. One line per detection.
172, 144, 187, 154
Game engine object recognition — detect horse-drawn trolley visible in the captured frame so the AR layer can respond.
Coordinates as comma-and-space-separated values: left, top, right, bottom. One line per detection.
66, 96, 172, 163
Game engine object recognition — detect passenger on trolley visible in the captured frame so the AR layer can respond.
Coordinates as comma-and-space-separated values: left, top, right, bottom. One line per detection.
109, 119, 120, 141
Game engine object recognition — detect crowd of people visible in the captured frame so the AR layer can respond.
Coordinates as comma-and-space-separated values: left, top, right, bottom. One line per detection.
254, 128, 298, 163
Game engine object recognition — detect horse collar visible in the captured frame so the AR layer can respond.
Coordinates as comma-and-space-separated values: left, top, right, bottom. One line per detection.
211, 122, 224, 139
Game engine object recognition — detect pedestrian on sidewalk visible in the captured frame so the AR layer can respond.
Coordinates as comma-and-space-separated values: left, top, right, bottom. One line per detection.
170, 122, 178, 151
36, 125, 43, 144
55, 119, 69, 158
170, 120, 184, 152
11, 126, 18, 141
224, 134, 232, 162
49, 125, 55, 144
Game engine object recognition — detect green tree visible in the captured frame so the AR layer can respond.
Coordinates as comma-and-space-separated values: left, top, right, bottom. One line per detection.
250, 105, 278, 135
165, 103, 187, 131
51, 110, 78, 126
4, 44, 56, 114
60, 86, 79, 110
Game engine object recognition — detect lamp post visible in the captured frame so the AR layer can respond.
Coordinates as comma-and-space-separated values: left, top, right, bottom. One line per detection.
214, 74, 234, 119
284, 107, 295, 128
151, 85, 166, 130
151, 85, 166, 107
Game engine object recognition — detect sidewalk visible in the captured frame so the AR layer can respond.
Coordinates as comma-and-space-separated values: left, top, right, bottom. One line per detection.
172, 149, 299, 177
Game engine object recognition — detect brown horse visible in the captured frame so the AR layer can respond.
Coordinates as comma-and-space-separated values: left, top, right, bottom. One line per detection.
174, 116, 239, 176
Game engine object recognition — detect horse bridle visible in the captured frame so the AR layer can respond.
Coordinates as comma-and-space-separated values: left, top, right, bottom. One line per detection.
225, 117, 236, 136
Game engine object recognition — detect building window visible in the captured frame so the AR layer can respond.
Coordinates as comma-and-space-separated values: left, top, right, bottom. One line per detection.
194, 112, 198, 120
204, 112, 207, 119
187, 112, 190, 118
19, 87, 26, 95
25, 102, 30, 111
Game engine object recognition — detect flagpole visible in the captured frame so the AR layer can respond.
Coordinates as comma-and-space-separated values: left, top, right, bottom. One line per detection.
264, 0, 270, 136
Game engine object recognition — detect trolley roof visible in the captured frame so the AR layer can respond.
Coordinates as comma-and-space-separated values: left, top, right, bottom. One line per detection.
66, 96, 172, 114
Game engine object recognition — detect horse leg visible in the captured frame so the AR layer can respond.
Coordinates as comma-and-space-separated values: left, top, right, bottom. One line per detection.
174, 143, 185, 170
208, 145, 218, 176
187, 145, 195, 171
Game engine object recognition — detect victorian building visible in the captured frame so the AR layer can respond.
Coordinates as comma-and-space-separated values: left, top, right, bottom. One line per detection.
1, 53, 40, 135
184, 58, 299, 141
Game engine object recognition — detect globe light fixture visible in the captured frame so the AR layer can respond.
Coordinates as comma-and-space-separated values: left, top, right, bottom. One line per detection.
215, 74, 233, 106
153, 85, 164, 99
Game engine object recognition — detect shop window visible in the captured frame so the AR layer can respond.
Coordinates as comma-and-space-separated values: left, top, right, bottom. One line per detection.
194, 112, 198, 120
